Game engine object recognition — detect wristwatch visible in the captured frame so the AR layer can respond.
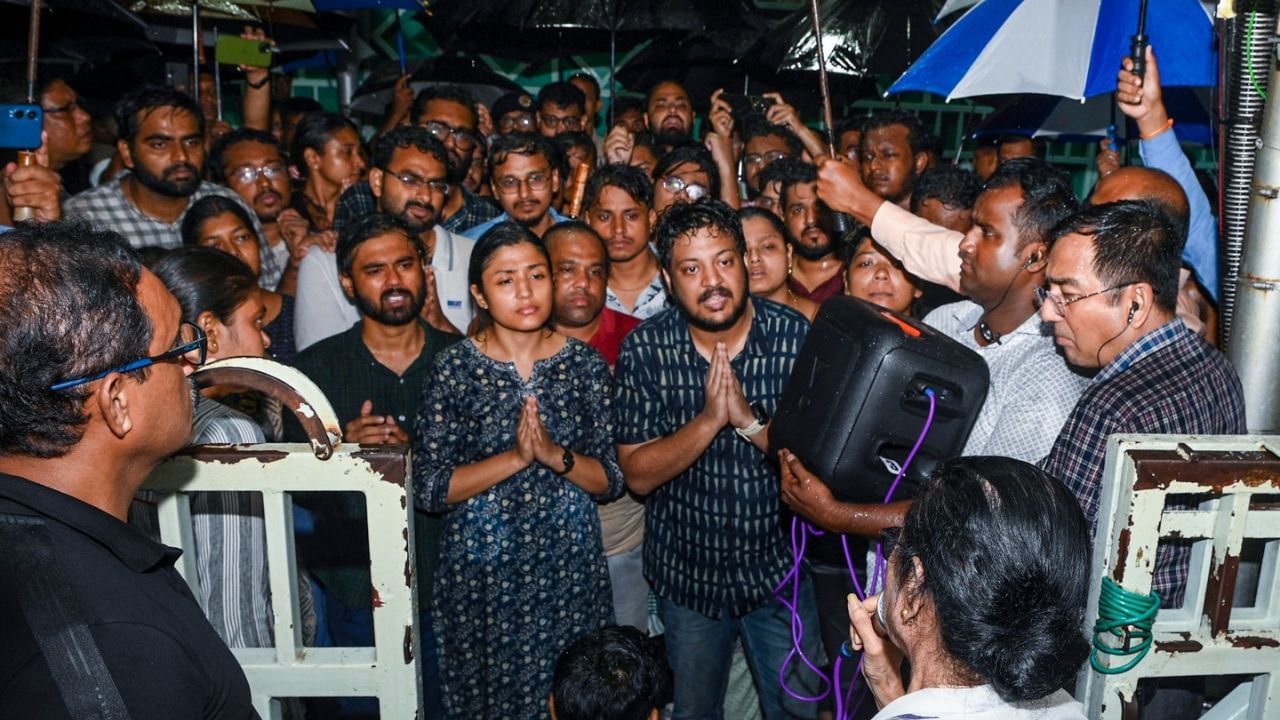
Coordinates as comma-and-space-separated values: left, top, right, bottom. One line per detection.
559, 447, 576, 475
735, 401, 770, 441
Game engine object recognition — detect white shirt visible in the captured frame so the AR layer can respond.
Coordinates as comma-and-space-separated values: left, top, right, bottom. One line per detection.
293, 225, 475, 351
923, 301, 1088, 463
873, 686, 1086, 720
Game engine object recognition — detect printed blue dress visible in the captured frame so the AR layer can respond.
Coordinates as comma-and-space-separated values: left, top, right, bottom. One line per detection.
413, 337, 622, 719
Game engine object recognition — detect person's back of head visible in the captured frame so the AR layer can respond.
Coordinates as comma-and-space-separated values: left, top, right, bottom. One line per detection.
550, 625, 672, 720
982, 157, 1080, 249
0, 221, 151, 458
895, 456, 1091, 703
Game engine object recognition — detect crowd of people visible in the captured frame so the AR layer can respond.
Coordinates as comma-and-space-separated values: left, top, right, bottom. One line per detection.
0, 29, 1243, 720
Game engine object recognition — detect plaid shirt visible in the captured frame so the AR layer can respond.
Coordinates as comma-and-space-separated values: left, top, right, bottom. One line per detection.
1040, 319, 1246, 606
65, 175, 282, 290
614, 299, 809, 618
333, 181, 501, 236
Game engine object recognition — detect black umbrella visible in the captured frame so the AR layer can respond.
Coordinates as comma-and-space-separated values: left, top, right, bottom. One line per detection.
421, 0, 766, 123
349, 55, 525, 119
753, 0, 942, 82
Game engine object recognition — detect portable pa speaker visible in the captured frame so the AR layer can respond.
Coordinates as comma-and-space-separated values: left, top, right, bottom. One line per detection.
771, 296, 989, 506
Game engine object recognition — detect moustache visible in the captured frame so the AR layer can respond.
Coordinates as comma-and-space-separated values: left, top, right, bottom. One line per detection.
404, 200, 435, 216
699, 286, 733, 303
164, 163, 199, 178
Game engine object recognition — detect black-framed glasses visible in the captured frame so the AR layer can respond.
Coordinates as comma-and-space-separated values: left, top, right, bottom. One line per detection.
661, 174, 709, 201
385, 169, 450, 195
50, 322, 207, 392
539, 113, 584, 130
1034, 282, 1137, 314
229, 163, 287, 185
422, 121, 478, 151
498, 114, 536, 133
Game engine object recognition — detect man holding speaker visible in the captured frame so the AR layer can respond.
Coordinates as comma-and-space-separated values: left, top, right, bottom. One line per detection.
615, 200, 822, 719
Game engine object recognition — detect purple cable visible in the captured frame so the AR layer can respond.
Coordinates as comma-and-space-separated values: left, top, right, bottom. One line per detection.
779, 388, 939, 720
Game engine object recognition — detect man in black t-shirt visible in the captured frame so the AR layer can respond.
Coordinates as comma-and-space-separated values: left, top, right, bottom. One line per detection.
0, 221, 256, 719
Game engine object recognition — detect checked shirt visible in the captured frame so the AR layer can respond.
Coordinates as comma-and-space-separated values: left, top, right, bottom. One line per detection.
1041, 319, 1245, 607
614, 298, 809, 618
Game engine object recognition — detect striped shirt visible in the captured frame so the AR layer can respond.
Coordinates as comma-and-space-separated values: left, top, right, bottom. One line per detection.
614, 298, 809, 618
64, 175, 282, 291
129, 398, 273, 648
1041, 320, 1246, 607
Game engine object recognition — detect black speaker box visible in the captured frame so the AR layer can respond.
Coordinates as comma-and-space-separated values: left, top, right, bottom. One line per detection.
771, 296, 990, 506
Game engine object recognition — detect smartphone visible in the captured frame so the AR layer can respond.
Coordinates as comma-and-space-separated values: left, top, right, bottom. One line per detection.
215, 35, 272, 68
723, 93, 776, 123
0, 104, 43, 151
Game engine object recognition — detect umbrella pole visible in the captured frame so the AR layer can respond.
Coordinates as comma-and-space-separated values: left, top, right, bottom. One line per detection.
1130, 0, 1150, 79
191, 2, 200, 108
395, 10, 407, 77
610, 28, 617, 127
808, 0, 852, 235
13, 0, 42, 222
213, 27, 223, 123
808, 0, 838, 155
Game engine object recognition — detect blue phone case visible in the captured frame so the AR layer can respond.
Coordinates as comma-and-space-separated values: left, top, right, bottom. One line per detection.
0, 104, 43, 151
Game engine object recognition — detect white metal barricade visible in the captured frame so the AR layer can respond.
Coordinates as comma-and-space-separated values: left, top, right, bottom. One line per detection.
1077, 434, 1280, 719
143, 358, 422, 718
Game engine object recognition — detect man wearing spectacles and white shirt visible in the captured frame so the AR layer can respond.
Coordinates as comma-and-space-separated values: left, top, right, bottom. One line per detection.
464, 133, 569, 241
295, 127, 475, 349
211, 128, 299, 293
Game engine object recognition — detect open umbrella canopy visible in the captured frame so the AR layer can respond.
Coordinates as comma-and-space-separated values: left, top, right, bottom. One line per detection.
349, 55, 524, 118
889, 0, 1215, 100
752, 0, 942, 80
975, 86, 1214, 145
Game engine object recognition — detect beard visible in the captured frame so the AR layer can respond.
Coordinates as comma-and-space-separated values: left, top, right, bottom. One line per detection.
792, 235, 834, 261
674, 284, 748, 333
653, 127, 691, 148
393, 199, 437, 233
356, 286, 426, 326
133, 161, 201, 198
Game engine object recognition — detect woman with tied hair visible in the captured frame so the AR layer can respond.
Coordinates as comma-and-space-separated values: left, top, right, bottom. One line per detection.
413, 221, 623, 719
739, 206, 819, 322
848, 456, 1090, 719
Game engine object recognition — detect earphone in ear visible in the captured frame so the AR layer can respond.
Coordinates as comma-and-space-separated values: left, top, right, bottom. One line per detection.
1128, 302, 1139, 323
1023, 251, 1043, 270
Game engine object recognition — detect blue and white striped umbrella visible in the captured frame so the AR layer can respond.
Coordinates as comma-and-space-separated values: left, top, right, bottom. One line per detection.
889, 0, 1215, 101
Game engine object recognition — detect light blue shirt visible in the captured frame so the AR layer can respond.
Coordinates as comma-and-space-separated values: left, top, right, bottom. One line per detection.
1140, 128, 1218, 301
463, 208, 569, 240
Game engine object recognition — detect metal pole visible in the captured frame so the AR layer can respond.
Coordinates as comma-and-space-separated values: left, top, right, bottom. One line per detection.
13, 0, 42, 222
213, 27, 223, 122
808, 0, 838, 154
191, 2, 200, 107
1227, 31, 1280, 432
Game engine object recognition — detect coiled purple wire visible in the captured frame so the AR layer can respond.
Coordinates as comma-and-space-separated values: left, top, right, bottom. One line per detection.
777, 388, 938, 719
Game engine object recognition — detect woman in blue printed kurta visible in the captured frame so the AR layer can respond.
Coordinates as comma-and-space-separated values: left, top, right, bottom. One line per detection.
412, 222, 622, 719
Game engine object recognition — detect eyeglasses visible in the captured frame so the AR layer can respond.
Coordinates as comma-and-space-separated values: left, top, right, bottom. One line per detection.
1034, 282, 1137, 314
743, 150, 789, 167
539, 113, 583, 131
493, 171, 552, 195
498, 114, 536, 133
661, 174, 709, 201
50, 321, 207, 392
41, 98, 82, 116
423, 121, 478, 151
385, 169, 450, 195
229, 163, 287, 185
